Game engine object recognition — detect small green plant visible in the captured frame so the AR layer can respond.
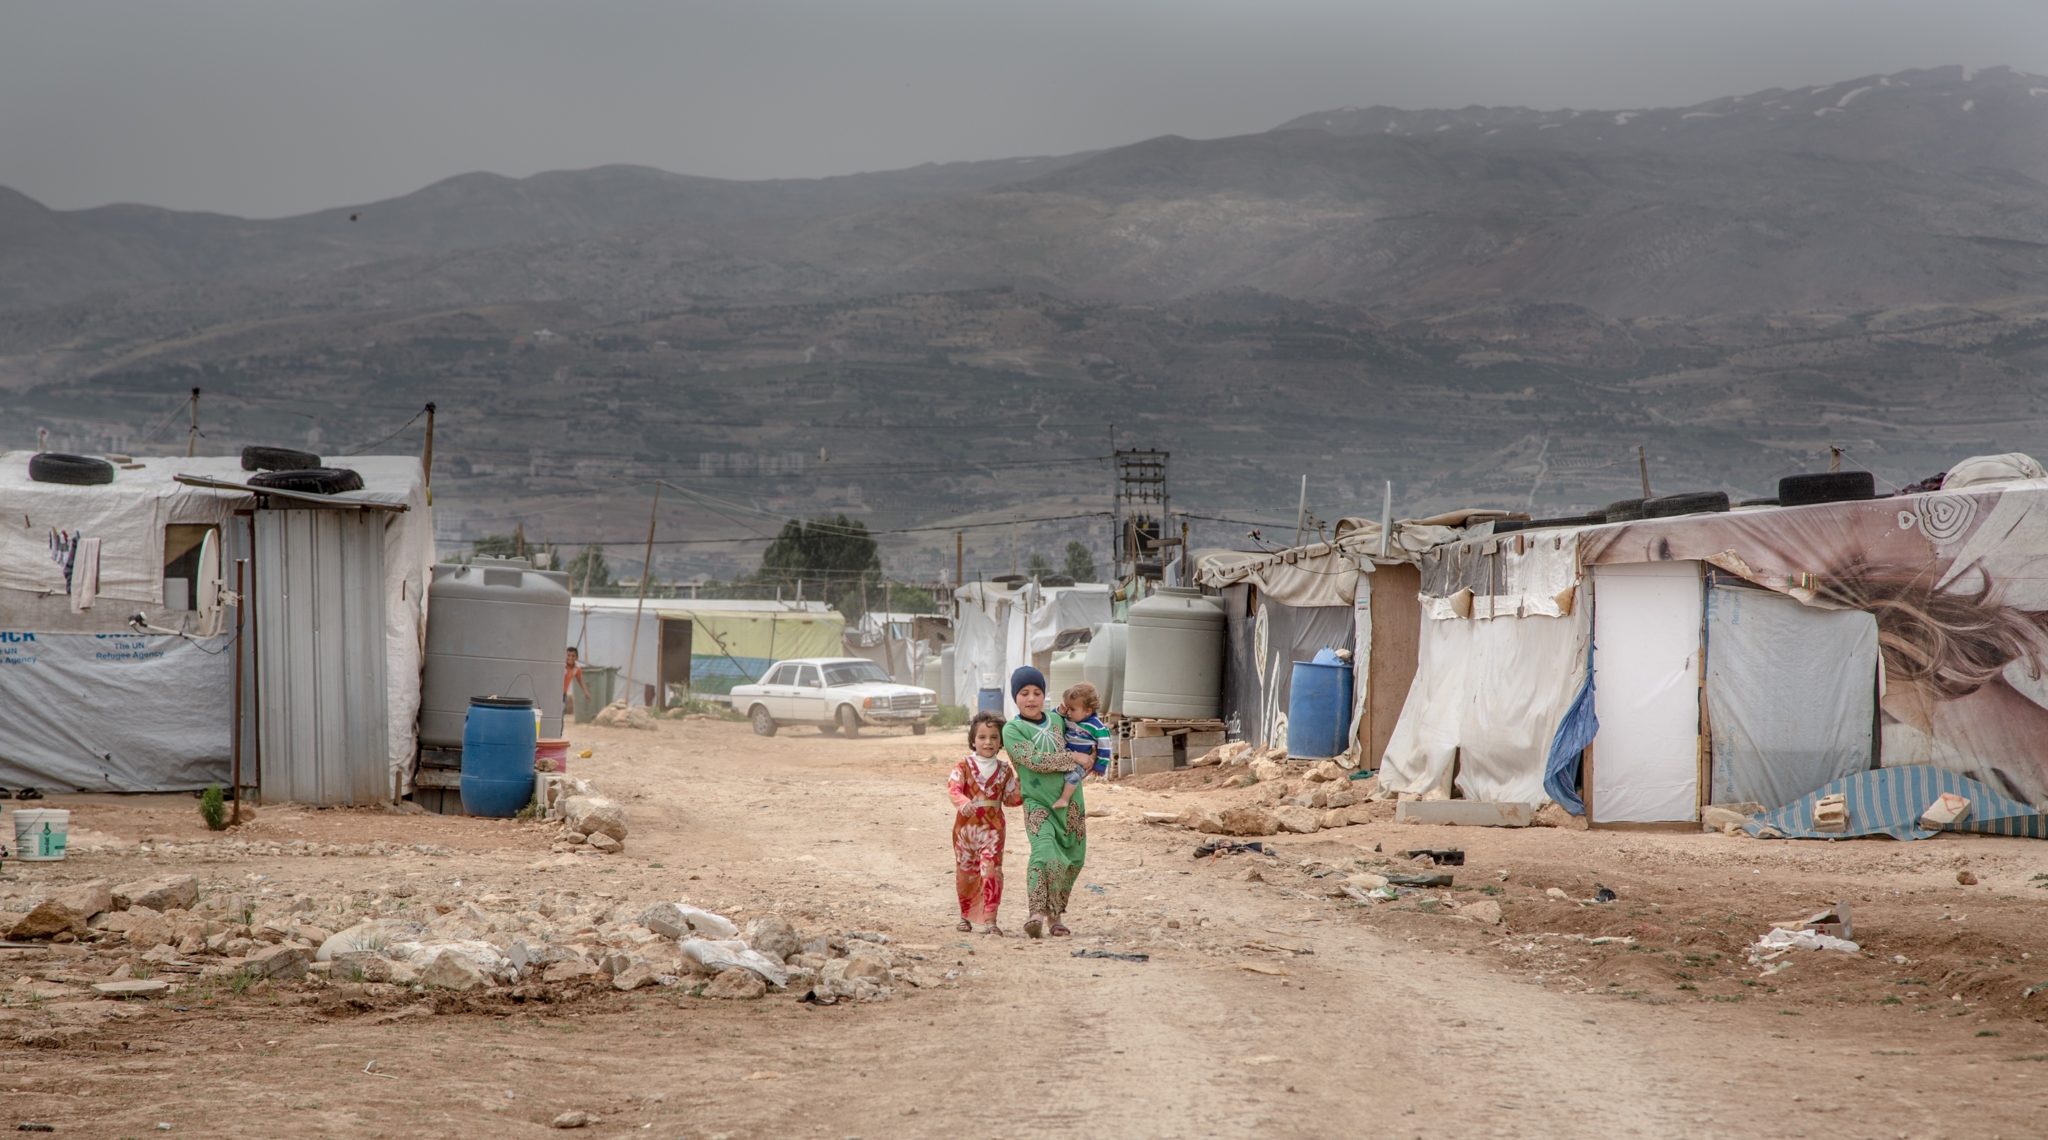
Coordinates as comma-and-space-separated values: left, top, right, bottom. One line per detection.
1978, 1030, 2002, 1037
200, 784, 228, 831
929, 704, 972, 729
515, 796, 541, 821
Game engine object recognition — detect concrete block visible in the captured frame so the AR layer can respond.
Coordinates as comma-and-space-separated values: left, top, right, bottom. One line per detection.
1130, 735, 1177, 760
1183, 730, 1226, 751
1131, 752, 1176, 775
1394, 800, 1541, 828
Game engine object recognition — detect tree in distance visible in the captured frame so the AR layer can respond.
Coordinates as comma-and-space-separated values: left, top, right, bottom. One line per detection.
759, 515, 882, 619
1026, 551, 1055, 579
565, 545, 612, 591
1063, 541, 1096, 583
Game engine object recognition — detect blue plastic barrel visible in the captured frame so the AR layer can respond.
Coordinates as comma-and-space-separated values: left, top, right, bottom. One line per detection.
977, 686, 1003, 714
461, 695, 538, 817
1287, 660, 1353, 760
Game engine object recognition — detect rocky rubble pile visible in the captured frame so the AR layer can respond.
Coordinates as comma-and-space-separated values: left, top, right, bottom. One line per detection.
1167, 750, 1384, 837
2, 872, 940, 1006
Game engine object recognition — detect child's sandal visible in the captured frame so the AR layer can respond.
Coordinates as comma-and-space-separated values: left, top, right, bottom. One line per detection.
956, 920, 972, 932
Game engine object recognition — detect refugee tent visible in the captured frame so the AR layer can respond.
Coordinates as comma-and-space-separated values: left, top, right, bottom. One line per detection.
1196, 513, 1484, 765
843, 610, 934, 685
1381, 461, 2048, 824
569, 597, 844, 704
951, 581, 1110, 715
0, 453, 431, 802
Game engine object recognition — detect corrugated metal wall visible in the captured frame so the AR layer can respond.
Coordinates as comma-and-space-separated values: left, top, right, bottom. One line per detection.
253, 508, 391, 805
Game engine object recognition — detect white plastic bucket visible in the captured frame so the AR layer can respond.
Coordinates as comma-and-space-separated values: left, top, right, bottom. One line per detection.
12, 808, 70, 861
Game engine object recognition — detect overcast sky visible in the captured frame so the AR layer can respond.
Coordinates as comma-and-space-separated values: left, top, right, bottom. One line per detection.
4, 0, 2045, 218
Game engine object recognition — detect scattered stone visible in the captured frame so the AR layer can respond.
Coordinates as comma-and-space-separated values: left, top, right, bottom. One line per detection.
93, 979, 171, 999
745, 915, 802, 962
113, 874, 200, 913
543, 959, 601, 983
331, 951, 400, 984
1545, 887, 1571, 901
6, 899, 92, 940
562, 796, 629, 842
53, 880, 116, 921
593, 699, 656, 730
1460, 900, 1504, 926
1272, 806, 1321, 835
1250, 759, 1290, 784
551, 1110, 598, 1129
641, 902, 739, 941
1215, 806, 1282, 837
586, 832, 622, 854
1323, 787, 1360, 810
612, 961, 666, 991
1957, 870, 1979, 886
243, 944, 311, 981
702, 969, 768, 1000
1308, 762, 1344, 783
316, 920, 426, 962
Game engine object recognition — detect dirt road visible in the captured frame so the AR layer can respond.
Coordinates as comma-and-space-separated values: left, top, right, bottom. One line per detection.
5, 719, 2046, 1137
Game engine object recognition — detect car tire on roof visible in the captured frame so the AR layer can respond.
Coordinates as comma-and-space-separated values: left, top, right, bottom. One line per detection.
1779, 471, 1876, 507
1603, 498, 1646, 523
1528, 513, 1605, 529
240, 445, 323, 472
1493, 519, 1530, 534
247, 466, 365, 494
1642, 491, 1731, 519
28, 452, 116, 486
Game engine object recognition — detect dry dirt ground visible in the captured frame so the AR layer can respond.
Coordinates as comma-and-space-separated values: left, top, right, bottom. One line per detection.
6, 718, 2048, 1139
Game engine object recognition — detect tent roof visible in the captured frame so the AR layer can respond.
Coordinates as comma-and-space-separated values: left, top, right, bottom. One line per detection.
570, 596, 837, 619
0, 452, 423, 509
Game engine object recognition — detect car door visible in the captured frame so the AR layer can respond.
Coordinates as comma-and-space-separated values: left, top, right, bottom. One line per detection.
790, 664, 827, 723
758, 663, 796, 719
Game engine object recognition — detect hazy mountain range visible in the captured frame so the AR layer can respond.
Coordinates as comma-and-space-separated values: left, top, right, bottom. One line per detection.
5, 64, 2047, 578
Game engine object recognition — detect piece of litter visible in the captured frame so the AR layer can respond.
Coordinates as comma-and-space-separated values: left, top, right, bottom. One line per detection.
1238, 962, 1290, 977
1072, 949, 1149, 962
1750, 927, 1860, 962
1242, 1055, 1287, 1066
745, 1071, 783, 1081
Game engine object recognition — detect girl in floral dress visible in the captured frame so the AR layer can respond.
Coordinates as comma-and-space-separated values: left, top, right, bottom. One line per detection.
949, 711, 1023, 934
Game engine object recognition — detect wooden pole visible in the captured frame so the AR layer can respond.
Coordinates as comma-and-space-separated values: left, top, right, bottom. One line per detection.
187, 388, 201, 457
1637, 445, 1652, 498
955, 531, 963, 594
1829, 445, 1842, 473
1295, 475, 1308, 547
421, 402, 437, 506
623, 483, 661, 707
231, 558, 245, 824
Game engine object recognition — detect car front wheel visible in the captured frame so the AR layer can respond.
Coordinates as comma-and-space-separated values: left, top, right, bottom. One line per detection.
749, 706, 777, 737
836, 705, 862, 736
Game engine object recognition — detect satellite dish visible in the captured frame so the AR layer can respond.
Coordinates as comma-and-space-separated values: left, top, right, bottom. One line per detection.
196, 529, 222, 633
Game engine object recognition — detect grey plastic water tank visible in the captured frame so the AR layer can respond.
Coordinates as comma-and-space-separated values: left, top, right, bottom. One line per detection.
420, 559, 573, 747
1083, 622, 1129, 716
1122, 588, 1224, 720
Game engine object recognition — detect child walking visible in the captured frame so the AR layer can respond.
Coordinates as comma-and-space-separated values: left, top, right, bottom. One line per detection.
1050, 682, 1111, 811
948, 711, 1022, 934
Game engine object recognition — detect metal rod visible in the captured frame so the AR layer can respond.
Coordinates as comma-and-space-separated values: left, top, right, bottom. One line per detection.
1295, 475, 1308, 547
245, 512, 262, 799
231, 558, 245, 824
1637, 445, 1652, 498
186, 388, 200, 457
955, 530, 963, 594
623, 482, 661, 707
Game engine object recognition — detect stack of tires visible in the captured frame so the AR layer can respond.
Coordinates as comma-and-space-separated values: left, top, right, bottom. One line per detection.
241, 446, 363, 494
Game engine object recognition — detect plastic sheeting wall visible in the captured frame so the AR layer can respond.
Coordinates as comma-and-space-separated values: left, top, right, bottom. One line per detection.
0, 633, 233, 791
1590, 562, 1702, 823
1705, 583, 1879, 809
1379, 607, 1587, 803
255, 509, 391, 806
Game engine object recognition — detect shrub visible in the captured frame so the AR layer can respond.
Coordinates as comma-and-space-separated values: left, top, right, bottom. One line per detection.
200, 785, 228, 831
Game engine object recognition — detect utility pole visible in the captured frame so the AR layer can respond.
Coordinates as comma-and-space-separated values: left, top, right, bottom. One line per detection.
187, 388, 201, 457
624, 482, 661, 708
954, 531, 963, 595
1828, 445, 1842, 473
421, 402, 437, 506
1294, 475, 1309, 547
1636, 445, 1652, 498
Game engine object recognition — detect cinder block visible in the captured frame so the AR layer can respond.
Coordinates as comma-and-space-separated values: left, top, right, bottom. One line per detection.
1131, 735, 1177, 759
1183, 730, 1226, 751
1131, 752, 1176, 775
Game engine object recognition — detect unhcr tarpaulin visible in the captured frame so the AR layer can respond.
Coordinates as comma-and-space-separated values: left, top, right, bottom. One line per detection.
0, 633, 233, 791
1581, 479, 2048, 808
570, 600, 844, 703
1744, 765, 2048, 840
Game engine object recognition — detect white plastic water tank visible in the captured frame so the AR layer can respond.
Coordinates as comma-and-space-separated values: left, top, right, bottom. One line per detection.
1083, 622, 1128, 716
1122, 588, 1224, 720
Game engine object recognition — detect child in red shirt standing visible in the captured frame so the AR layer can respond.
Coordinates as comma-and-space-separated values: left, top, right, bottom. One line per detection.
949, 711, 1023, 934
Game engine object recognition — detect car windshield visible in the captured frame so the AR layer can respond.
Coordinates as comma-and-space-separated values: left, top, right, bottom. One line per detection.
822, 661, 892, 687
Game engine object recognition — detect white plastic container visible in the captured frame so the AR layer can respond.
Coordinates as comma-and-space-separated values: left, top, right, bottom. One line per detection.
12, 808, 70, 861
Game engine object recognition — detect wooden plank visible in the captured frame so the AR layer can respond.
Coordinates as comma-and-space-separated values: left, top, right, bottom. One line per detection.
1367, 563, 1423, 765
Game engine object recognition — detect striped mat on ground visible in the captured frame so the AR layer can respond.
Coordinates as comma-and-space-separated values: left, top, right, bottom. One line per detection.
1744, 765, 2048, 841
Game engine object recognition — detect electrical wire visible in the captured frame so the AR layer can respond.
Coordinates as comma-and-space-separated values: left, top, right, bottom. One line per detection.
456, 510, 1113, 548
344, 407, 429, 455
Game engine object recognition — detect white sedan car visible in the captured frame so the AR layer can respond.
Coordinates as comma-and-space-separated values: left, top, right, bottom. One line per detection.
730, 657, 938, 737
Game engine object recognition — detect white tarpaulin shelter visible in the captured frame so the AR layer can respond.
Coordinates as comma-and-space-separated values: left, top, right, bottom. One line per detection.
0, 453, 430, 799
569, 597, 843, 703
952, 581, 1110, 715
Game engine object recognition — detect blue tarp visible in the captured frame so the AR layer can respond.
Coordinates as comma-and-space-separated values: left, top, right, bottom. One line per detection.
1543, 673, 1598, 815
1745, 765, 2048, 841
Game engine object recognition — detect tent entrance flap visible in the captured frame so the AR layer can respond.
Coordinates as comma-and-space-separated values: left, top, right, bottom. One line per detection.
1590, 561, 1704, 824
